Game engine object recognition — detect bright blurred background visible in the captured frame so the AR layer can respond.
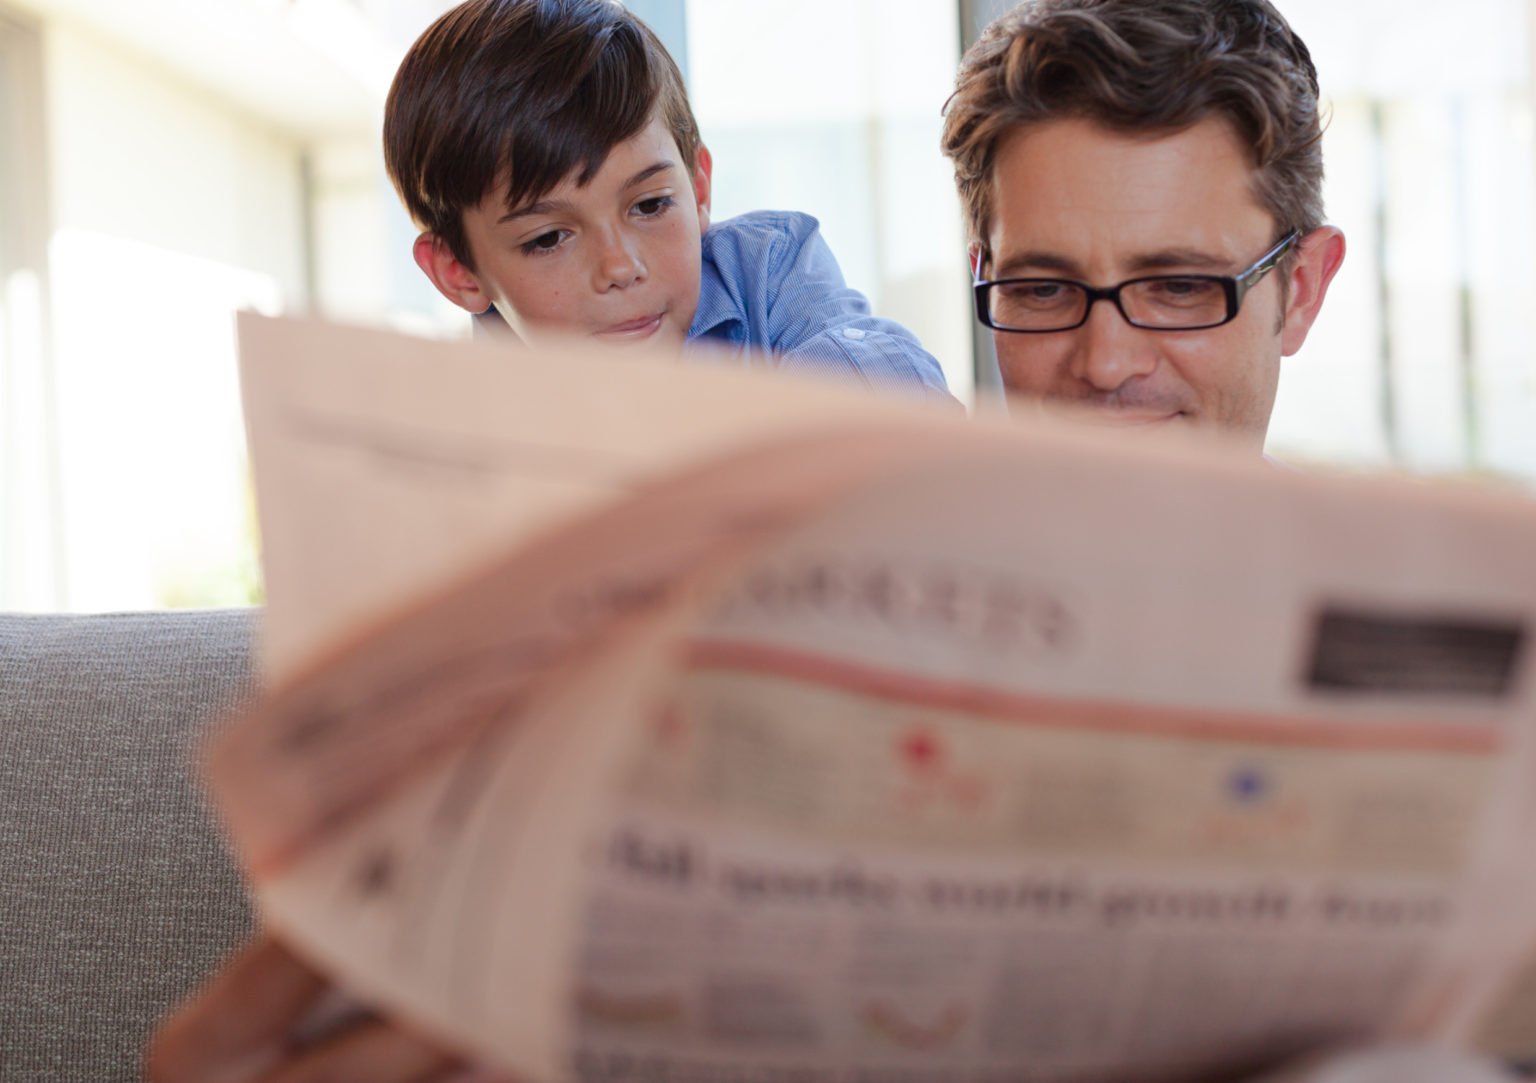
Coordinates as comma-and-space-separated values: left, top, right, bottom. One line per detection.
0, 0, 1533, 612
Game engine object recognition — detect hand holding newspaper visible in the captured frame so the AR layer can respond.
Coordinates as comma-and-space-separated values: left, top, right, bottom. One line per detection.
210, 314, 1536, 1083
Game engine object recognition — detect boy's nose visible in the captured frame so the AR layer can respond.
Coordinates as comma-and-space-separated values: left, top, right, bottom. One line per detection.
595, 233, 645, 290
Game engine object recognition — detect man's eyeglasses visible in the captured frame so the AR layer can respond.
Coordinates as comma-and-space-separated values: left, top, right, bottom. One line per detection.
973, 230, 1302, 334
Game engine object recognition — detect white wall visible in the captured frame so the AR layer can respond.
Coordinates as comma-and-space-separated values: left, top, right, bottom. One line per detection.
46, 26, 307, 295
30, 19, 306, 609
308, 134, 467, 336
0, 2, 465, 612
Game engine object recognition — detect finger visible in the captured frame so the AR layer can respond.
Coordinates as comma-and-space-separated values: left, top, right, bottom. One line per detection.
262, 1017, 461, 1083
146, 934, 329, 1083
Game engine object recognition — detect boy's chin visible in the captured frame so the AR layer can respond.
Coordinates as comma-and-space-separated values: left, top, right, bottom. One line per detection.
511, 314, 690, 357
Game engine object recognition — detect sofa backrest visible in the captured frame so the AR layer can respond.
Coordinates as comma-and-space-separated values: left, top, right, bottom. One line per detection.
1, 608, 258, 1082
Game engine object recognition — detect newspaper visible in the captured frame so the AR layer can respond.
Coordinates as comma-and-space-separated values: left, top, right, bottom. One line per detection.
210, 313, 1536, 1083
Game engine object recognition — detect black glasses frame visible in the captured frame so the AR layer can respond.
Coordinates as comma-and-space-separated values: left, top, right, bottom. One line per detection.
973, 229, 1304, 334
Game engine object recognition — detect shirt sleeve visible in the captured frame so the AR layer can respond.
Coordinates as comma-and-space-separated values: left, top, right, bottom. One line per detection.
762, 213, 953, 400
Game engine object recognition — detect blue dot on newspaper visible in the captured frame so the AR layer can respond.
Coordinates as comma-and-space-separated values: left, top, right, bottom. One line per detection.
1229, 767, 1269, 804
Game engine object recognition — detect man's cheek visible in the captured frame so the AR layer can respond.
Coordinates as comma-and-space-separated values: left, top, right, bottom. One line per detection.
998, 346, 1063, 394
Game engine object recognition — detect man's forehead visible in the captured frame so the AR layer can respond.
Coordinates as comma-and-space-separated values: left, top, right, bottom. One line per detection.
985, 116, 1276, 267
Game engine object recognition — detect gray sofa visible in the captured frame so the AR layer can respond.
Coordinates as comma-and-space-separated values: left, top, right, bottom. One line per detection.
1, 609, 258, 1082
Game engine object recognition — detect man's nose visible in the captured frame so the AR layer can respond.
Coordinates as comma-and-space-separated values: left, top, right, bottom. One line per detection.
594, 229, 645, 290
1069, 297, 1160, 390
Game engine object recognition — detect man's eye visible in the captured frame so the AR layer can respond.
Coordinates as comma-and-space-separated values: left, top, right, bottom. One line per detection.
1146, 278, 1219, 302
997, 281, 1073, 307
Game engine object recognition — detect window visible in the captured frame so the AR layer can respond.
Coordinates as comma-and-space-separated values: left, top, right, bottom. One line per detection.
685, 0, 974, 401
1270, 0, 1536, 478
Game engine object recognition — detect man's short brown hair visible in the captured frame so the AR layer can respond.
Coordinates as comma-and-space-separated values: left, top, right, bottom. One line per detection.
941, 0, 1324, 249
384, 0, 700, 269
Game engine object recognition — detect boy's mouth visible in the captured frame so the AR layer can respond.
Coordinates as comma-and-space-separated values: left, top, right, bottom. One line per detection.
596, 312, 665, 340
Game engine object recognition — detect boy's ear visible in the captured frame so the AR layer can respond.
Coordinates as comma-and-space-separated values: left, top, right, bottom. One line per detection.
412, 233, 493, 315
691, 144, 713, 234
968, 243, 986, 280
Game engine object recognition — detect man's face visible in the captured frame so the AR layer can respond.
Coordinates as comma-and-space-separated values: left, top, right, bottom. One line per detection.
428, 116, 712, 352
982, 116, 1339, 449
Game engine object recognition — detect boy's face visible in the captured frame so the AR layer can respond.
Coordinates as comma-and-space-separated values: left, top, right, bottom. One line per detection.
416, 116, 712, 351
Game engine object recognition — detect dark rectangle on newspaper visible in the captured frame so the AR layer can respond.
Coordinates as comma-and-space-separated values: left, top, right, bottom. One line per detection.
1308, 609, 1525, 698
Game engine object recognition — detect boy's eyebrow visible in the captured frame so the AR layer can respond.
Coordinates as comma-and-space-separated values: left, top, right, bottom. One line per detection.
622, 160, 677, 189
500, 199, 569, 224
499, 161, 680, 224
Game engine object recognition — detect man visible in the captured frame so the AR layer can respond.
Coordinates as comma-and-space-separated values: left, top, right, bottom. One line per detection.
933, 3, 1512, 1080
146, 2, 1514, 1080
940, 0, 1342, 454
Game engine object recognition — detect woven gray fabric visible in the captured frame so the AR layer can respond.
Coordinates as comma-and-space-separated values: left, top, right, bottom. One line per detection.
0, 609, 259, 1082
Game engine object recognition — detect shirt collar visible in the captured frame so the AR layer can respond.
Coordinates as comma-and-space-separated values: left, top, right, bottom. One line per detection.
688, 230, 743, 339
688, 293, 738, 338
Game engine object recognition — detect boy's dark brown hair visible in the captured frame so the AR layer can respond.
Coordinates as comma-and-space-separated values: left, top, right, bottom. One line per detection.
384, 0, 700, 269
941, 0, 1324, 252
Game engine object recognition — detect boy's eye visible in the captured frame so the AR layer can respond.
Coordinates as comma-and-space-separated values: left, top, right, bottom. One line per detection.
633, 195, 676, 217
520, 230, 569, 255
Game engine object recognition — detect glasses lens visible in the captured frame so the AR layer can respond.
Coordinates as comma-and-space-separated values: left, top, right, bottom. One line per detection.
988, 280, 1087, 331
1121, 277, 1230, 329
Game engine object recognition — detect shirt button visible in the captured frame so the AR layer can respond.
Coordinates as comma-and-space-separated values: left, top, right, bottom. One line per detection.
842, 327, 867, 340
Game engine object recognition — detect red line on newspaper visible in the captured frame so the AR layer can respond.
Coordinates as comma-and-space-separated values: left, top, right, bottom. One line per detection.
684, 639, 1504, 755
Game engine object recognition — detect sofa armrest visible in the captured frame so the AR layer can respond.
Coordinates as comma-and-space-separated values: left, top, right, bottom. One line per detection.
1, 608, 259, 1082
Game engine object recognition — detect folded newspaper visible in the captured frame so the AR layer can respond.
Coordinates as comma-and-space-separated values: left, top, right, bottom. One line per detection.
212, 313, 1536, 1083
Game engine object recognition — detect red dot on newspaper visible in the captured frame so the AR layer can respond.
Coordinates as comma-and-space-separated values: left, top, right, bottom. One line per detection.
898, 728, 944, 774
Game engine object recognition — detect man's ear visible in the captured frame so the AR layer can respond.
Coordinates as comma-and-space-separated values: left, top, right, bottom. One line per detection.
968, 243, 986, 280
412, 232, 493, 315
691, 144, 714, 234
1279, 226, 1346, 356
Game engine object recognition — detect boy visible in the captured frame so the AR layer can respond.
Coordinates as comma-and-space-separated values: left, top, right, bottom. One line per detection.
386, 0, 950, 396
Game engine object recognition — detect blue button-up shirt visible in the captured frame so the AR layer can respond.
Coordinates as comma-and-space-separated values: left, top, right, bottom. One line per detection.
688, 210, 952, 398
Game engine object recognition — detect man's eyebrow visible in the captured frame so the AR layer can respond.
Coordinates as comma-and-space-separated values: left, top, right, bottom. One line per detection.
992, 251, 1081, 278
991, 247, 1235, 279
1122, 248, 1232, 274
498, 161, 678, 224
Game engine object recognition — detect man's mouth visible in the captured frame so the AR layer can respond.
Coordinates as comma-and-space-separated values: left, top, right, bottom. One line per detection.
1084, 409, 1183, 427
595, 312, 665, 339
1047, 401, 1187, 428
